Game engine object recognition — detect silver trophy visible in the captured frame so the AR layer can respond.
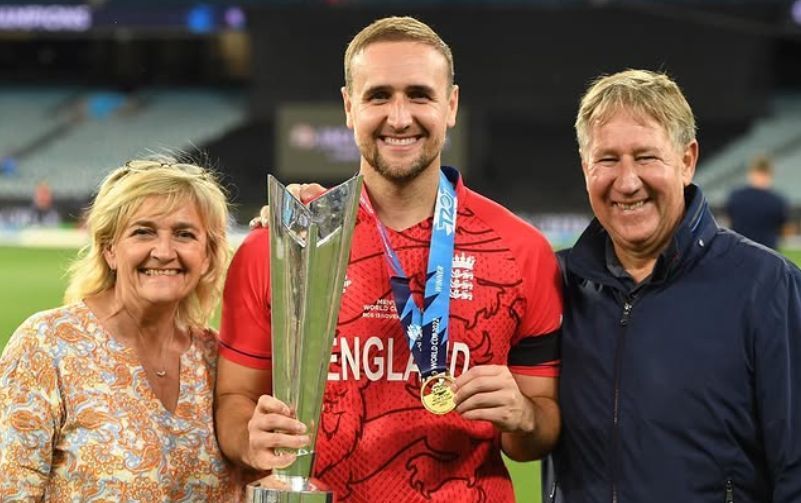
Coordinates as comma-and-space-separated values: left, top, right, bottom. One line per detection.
247, 174, 362, 503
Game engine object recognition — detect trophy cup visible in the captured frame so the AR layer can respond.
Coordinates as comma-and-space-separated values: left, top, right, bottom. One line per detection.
246, 174, 362, 503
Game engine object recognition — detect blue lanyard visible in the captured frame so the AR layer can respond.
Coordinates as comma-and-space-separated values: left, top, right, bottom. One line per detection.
360, 170, 457, 378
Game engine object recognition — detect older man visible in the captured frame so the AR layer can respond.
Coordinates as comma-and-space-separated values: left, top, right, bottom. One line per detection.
550, 69, 801, 502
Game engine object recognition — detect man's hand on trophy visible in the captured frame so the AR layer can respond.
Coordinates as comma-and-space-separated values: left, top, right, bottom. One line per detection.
249, 183, 328, 229
246, 394, 310, 470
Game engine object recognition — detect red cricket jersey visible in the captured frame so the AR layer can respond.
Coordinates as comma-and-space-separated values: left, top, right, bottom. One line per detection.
220, 171, 562, 502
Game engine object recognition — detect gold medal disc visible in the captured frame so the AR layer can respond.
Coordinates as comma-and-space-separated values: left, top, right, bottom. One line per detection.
420, 373, 456, 415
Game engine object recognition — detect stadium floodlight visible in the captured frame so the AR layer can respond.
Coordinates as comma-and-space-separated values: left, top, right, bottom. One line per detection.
793, 0, 801, 26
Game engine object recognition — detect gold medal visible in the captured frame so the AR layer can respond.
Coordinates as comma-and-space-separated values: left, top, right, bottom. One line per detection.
420, 373, 456, 415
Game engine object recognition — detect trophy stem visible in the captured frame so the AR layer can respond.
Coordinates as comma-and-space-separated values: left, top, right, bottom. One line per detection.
273, 449, 315, 480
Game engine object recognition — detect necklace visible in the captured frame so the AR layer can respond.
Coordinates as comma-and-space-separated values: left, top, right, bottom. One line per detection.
125, 308, 175, 379
149, 327, 173, 378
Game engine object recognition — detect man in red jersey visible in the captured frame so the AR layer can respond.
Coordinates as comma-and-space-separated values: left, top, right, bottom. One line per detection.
215, 16, 563, 502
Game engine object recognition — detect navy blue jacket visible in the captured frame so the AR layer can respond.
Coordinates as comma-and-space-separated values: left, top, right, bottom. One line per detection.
726, 186, 788, 250
551, 185, 801, 502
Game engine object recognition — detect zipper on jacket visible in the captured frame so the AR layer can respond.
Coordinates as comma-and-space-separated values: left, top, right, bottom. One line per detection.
725, 478, 734, 503
612, 297, 634, 503
548, 480, 558, 502
620, 301, 633, 325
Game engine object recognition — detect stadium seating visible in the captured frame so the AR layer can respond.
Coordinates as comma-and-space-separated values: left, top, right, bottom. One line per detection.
696, 94, 801, 206
0, 88, 245, 199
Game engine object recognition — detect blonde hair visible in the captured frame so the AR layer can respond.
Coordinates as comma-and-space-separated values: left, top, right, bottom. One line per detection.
749, 155, 773, 175
575, 69, 696, 160
344, 16, 454, 94
65, 157, 230, 329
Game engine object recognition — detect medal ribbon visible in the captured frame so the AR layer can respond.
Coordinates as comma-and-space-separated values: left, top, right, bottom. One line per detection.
360, 170, 457, 378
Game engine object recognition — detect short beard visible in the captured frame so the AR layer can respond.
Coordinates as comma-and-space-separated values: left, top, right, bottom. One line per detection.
361, 138, 440, 185
370, 153, 432, 184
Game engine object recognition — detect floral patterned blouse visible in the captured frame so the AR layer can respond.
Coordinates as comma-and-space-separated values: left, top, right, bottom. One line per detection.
0, 302, 238, 502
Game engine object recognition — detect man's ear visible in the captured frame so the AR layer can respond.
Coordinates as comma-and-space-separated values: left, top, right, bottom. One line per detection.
447, 84, 459, 128
341, 87, 354, 129
681, 140, 699, 186
581, 158, 591, 193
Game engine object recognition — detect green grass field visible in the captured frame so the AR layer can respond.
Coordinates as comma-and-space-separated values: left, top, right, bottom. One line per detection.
3, 245, 801, 502
0, 246, 76, 339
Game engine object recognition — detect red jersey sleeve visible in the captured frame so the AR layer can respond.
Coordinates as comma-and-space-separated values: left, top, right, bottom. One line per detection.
514, 229, 563, 340
463, 187, 563, 378
218, 228, 273, 369
508, 229, 563, 377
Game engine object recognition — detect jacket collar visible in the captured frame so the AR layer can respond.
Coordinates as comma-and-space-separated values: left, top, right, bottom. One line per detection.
566, 184, 719, 289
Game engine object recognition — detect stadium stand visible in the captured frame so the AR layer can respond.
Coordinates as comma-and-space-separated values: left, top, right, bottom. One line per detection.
0, 87, 245, 199
696, 94, 801, 207
0, 87, 73, 164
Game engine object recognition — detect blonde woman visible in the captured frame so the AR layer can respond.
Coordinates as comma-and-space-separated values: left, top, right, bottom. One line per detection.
0, 159, 237, 500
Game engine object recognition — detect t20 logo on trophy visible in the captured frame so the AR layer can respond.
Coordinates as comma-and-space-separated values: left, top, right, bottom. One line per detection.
247, 175, 362, 503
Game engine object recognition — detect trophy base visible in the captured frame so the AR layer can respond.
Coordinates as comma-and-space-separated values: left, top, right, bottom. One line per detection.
246, 474, 333, 503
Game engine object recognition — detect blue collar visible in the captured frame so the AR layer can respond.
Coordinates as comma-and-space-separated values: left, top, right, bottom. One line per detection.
566, 184, 720, 290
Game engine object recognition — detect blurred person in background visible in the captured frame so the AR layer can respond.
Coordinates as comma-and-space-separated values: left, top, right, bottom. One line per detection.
30, 180, 61, 227
725, 155, 790, 250
0, 155, 18, 176
548, 69, 801, 502
215, 16, 563, 502
0, 158, 238, 500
